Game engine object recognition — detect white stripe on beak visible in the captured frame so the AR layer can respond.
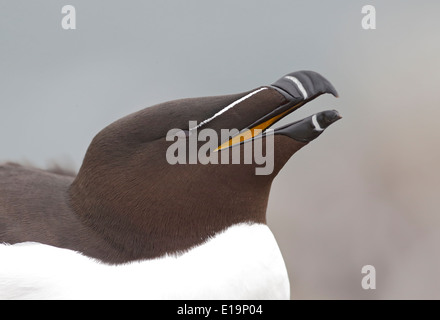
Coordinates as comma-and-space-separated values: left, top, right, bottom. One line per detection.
312, 114, 323, 131
284, 76, 308, 99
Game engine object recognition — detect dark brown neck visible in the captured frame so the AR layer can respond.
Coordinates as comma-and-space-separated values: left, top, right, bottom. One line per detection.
69, 135, 306, 263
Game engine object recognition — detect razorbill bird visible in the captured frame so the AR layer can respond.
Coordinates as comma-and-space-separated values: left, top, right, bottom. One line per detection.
0, 70, 340, 299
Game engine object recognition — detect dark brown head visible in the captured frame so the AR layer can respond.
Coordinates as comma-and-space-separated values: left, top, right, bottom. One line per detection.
69, 70, 341, 262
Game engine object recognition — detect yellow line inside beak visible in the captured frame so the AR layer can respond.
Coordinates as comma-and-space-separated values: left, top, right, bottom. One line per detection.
214, 102, 304, 151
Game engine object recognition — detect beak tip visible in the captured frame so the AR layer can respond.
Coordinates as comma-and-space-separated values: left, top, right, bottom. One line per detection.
272, 70, 339, 101
324, 110, 342, 125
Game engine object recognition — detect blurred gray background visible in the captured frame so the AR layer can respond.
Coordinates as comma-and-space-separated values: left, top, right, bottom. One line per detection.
1, 1, 440, 299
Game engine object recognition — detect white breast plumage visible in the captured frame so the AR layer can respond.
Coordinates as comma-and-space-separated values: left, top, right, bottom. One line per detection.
0, 223, 290, 300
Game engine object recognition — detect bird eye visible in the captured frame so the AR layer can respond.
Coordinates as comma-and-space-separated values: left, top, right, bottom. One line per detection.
176, 129, 190, 139
166, 129, 190, 140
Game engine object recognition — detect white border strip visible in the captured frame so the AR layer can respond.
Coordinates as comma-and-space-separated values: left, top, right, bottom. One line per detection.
312, 114, 323, 131
285, 76, 308, 99
190, 87, 267, 130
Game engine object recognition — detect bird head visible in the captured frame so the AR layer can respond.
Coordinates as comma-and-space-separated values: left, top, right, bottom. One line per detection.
70, 70, 341, 262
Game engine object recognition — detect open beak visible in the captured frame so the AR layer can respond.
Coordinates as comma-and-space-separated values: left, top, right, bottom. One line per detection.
215, 70, 340, 151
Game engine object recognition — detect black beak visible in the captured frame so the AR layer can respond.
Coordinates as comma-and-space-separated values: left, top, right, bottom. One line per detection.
274, 110, 342, 142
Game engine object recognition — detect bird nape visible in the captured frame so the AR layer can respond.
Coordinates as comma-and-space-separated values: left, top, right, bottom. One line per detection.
0, 70, 341, 300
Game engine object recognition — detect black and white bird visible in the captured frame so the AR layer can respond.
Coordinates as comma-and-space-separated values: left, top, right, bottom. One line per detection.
0, 70, 340, 299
